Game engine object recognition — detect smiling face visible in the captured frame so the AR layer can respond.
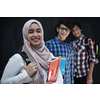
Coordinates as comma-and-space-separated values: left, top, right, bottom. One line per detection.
57, 24, 71, 42
72, 25, 82, 39
27, 23, 43, 46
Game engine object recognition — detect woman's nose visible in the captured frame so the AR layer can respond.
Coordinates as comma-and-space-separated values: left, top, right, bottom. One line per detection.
33, 31, 38, 36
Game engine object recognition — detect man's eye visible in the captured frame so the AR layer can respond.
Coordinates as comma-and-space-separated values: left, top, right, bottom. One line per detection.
65, 29, 68, 31
61, 28, 65, 30
76, 28, 78, 30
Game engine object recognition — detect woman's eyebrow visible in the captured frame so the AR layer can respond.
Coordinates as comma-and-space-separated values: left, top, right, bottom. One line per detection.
28, 29, 33, 31
37, 28, 41, 30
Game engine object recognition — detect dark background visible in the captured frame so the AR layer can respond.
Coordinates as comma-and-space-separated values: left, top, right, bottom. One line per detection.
0, 17, 100, 83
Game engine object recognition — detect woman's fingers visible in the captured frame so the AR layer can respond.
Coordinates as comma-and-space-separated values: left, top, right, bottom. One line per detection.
24, 62, 38, 76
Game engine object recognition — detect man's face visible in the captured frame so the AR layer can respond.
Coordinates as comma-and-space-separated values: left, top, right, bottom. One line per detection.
57, 24, 71, 42
72, 25, 82, 39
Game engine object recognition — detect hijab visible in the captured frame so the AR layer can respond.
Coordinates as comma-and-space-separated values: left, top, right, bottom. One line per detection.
22, 19, 52, 84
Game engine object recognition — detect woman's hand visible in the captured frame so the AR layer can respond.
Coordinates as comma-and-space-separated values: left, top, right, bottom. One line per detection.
24, 62, 37, 77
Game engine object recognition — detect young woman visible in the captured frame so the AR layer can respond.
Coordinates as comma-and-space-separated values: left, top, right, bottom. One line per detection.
1, 19, 63, 84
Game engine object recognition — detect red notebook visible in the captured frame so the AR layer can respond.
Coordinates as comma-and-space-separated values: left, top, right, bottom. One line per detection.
47, 57, 61, 83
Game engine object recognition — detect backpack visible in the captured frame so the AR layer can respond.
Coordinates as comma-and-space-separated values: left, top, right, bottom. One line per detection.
85, 37, 100, 64
0, 51, 31, 82
18, 51, 31, 65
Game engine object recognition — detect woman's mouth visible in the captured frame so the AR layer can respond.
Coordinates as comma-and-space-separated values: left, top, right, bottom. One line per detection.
32, 37, 39, 42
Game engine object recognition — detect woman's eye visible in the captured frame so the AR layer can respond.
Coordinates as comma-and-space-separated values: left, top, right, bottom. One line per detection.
28, 29, 41, 34
29, 31, 33, 33
37, 30, 41, 33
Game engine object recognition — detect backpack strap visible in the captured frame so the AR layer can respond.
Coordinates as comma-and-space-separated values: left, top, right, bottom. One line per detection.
85, 37, 89, 52
18, 51, 31, 65
85, 37, 95, 51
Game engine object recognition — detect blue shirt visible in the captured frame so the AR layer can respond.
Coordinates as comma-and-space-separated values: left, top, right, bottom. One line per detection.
45, 37, 74, 84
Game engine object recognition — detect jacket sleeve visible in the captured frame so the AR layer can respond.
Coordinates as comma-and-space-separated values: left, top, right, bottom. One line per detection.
1, 54, 32, 84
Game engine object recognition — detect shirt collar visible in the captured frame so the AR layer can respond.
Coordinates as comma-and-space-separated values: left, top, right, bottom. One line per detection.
79, 35, 84, 40
55, 37, 66, 44
75, 35, 84, 42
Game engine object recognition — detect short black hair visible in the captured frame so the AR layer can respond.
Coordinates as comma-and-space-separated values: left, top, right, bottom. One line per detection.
55, 18, 72, 35
72, 22, 82, 30
56, 18, 72, 30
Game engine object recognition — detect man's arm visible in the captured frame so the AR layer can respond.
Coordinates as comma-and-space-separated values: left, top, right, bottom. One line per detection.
87, 39, 97, 84
87, 63, 94, 84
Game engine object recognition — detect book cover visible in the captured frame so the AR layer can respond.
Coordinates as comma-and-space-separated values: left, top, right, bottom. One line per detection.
47, 57, 61, 82
54, 56, 66, 75
59, 57, 66, 75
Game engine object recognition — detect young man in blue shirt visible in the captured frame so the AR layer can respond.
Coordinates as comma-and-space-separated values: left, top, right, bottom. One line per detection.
45, 19, 74, 84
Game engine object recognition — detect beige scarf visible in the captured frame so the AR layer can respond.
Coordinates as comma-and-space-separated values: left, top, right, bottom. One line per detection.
22, 19, 52, 84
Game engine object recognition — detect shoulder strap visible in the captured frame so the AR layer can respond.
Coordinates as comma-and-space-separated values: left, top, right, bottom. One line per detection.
18, 51, 31, 65
85, 37, 94, 51
85, 37, 89, 52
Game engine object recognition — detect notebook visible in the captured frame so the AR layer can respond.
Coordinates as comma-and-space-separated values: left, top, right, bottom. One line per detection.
54, 56, 66, 75
47, 57, 61, 82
